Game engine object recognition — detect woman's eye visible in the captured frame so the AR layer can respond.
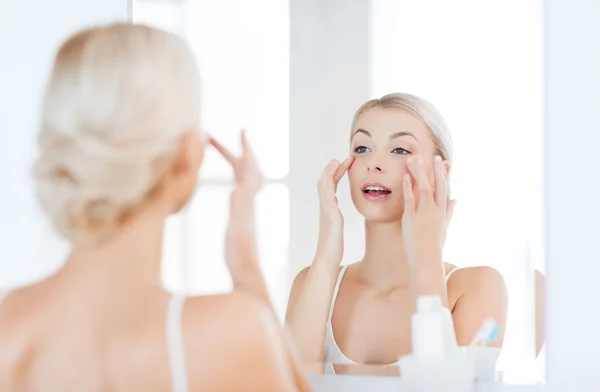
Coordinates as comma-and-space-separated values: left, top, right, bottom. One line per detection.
392, 147, 411, 155
354, 146, 370, 154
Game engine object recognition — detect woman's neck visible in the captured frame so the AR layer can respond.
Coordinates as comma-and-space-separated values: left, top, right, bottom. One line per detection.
62, 204, 170, 292
357, 219, 411, 292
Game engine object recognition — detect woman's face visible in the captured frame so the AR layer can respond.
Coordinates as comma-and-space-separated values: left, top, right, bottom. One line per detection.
348, 107, 445, 222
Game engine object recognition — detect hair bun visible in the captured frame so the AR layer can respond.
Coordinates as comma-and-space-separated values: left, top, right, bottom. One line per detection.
34, 23, 200, 241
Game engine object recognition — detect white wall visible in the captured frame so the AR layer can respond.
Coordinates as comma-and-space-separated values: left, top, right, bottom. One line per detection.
545, 0, 600, 389
0, 0, 129, 289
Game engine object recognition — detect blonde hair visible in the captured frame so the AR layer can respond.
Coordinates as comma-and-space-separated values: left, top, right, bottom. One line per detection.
34, 23, 200, 241
350, 93, 453, 163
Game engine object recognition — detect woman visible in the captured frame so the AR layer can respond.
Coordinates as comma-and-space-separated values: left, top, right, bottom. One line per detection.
0, 24, 309, 392
286, 93, 508, 368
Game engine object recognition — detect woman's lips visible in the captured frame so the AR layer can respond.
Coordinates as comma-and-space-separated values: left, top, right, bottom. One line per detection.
362, 183, 392, 201
362, 191, 392, 202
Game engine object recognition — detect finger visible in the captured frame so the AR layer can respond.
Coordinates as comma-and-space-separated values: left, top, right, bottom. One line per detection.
209, 136, 238, 167
240, 129, 259, 170
406, 156, 432, 203
319, 160, 336, 177
240, 129, 253, 160
446, 199, 458, 225
333, 154, 355, 184
402, 173, 415, 215
328, 159, 340, 176
433, 155, 447, 207
318, 160, 339, 198
318, 160, 338, 187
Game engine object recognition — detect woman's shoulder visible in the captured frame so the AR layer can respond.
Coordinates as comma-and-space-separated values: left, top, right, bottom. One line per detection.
291, 264, 344, 284
182, 292, 298, 390
445, 264, 504, 283
184, 291, 286, 354
445, 264, 506, 299
444, 264, 507, 313
185, 290, 276, 329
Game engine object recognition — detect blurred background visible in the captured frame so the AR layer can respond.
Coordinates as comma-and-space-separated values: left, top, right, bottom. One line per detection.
0, 0, 544, 385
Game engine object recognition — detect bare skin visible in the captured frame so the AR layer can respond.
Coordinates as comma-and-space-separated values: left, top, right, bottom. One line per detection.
286, 107, 508, 367
0, 131, 310, 392
535, 269, 545, 356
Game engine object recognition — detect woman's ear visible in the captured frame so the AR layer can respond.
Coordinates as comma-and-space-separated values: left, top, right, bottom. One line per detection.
171, 128, 206, 179
443, 160, 452, 199
164, 128, 205, 213
443, 160, 452, 178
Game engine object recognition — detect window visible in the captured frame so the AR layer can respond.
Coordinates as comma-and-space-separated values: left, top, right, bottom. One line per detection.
370, 0, 544, 384
134, 0, 290, 320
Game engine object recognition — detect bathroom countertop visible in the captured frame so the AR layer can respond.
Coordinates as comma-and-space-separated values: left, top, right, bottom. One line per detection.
309, 374, 542, 392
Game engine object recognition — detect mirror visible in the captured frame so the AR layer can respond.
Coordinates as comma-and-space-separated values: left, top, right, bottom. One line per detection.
134, 0, 545, 386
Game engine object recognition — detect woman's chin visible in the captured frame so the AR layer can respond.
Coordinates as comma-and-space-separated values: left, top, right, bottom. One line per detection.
356, 207, 403, 223
350, 194, 404, 223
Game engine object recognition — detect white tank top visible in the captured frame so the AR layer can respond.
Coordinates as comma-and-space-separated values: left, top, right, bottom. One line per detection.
323, 264, 463, 371
0, 291, 189, 392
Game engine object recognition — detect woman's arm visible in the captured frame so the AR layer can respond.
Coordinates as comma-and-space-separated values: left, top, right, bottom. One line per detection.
210, 133, 271, 304
210, 132, 316, 384
224, 187, 271, 304
224, 191, 314, 389
450, 267, 508, 347
402, 155, 456, 311
410, 261, 449, 309
285, 261, 341, 365
285, 157, 354, 365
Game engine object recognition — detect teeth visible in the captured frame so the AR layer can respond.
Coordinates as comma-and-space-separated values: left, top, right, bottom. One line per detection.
366, 186, 388, 191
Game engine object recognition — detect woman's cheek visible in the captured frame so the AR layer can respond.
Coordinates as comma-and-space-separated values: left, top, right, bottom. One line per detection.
392, 161, 409, 179
347, 171, 359, 192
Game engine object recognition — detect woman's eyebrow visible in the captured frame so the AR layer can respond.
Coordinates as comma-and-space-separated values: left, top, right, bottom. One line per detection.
352, 128, 371, 138
352, 129, 418, 141
390, 131, 418, 141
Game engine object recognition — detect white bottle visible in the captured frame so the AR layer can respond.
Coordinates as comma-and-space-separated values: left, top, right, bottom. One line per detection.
411, 295, 446, 360
403, 295, 475, 391
441, 305, 458, 354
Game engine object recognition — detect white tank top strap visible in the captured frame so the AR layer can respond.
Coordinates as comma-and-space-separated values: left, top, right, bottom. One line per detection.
445, 267, 463, 282
327, 265, 349, 322
166, 294, 189, 392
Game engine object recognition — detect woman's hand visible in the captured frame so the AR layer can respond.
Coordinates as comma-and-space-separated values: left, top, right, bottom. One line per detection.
402, 155, 456, 267
314, 155, 355, 268
210, 130, 263, 199
210, 131, 269, 303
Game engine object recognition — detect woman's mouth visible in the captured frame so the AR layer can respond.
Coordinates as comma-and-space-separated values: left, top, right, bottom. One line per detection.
362, 184, 392, 201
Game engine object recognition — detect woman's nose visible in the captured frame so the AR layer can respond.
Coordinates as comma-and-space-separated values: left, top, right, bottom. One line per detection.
366, 152, 385, 173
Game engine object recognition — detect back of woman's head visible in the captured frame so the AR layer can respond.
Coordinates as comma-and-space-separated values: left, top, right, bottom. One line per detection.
34, 23, 200, 242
